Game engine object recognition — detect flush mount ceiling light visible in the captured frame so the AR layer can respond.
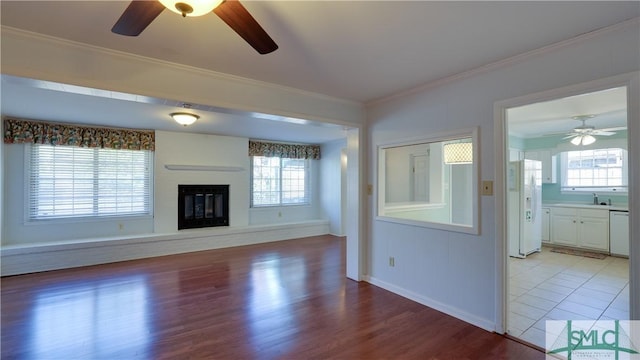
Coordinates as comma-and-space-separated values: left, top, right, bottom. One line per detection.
158, 0, 223, 17
570, 134, 596, 146
443, 142, 473, 165
171, 112, 199, 126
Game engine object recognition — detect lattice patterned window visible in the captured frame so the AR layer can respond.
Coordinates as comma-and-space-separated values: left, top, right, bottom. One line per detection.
561, 148, 627, 193
251, 156, 309, 207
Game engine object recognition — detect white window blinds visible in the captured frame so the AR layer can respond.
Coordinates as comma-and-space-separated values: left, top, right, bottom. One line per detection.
27, 144, 153, 220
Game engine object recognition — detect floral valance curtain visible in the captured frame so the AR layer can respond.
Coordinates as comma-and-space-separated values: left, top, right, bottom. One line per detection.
248, 140, 320, 160
3, 118, 155, 151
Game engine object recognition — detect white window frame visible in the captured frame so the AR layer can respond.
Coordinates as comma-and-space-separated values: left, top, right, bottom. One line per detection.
560, 147, 628, 194
250, 156, 310, 207
25, 143, 154, 221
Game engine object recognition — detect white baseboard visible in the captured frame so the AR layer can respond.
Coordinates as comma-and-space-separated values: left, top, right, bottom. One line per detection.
1, 220, 329, 276
363, 275, 496, 332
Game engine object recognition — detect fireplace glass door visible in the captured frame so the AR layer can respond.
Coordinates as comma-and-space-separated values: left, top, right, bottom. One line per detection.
178, 185, 229, 230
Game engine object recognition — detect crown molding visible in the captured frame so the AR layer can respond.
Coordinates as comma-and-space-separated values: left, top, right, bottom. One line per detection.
0, 25, 362, 108
367, 17, 640, 107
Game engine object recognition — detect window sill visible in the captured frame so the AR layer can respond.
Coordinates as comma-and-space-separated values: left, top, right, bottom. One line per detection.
25, 214, 153, 226
250, 204, 312, 210
382, 202, 446, 211
560, 189, 628, 196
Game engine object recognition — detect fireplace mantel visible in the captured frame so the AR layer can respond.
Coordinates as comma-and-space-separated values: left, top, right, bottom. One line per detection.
164, 164, 245, 172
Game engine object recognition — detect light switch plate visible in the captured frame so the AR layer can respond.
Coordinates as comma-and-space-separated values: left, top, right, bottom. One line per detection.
482, 180, 493, 196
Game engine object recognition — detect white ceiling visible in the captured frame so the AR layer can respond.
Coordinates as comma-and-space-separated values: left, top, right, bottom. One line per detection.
508, 87, 628, 139
1, 1, 638, 142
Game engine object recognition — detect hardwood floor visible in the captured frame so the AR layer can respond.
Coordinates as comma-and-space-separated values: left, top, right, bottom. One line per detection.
1, 235, 543, 359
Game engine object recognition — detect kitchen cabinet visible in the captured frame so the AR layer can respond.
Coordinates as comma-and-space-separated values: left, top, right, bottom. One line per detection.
610, 211, 629, 256
524, 150, 556, 184
580, 213, 609, 251
541, 207, 550, 243
551, 207, 578, 246
550, 207, 609, 251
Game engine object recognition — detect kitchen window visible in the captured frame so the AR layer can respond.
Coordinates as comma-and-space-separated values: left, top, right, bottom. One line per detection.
560, 148, 628, 193
26, 143, 153, 220
251, 156, 309, 207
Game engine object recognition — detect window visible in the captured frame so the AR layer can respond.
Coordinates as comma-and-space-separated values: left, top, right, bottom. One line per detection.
251, 156, 309, 207
561, 148, 627, 193
27, 144, 153, 220
376, 128, 480, 235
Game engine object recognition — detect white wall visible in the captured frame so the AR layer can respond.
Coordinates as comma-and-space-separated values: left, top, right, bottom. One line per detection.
2, 143, 155, 245
249, 203, 320, 225
320, 138, 347, 236
2, 130, 330, 245
1, 129, 333, 274
2, 131, 251, 245
365, 21, 640, 330
0, 131, 4, 243
384, 144, 426, 203
451, 164, 472, 225
0, 28, 363, 275
345, 127, 363, 281
154, 131, 250, 232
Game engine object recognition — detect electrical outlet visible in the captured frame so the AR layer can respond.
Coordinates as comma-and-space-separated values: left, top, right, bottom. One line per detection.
118, 223, 124, 230
481, 180, 494, 196
278, 211, 282, 217
389, 256, 395, 267
367, 184, 373, 196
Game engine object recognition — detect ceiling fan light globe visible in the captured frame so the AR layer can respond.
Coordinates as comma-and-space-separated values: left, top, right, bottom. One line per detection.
159, 0, 223, 17
582, 135, 596, 145
570, 136, 582, 145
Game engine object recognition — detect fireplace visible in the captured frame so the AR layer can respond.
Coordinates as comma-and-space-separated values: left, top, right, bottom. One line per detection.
178, 185, 229, 230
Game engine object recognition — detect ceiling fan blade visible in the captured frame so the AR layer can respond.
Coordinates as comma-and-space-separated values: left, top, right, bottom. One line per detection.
540, 130, 574, 137
592, 131, 616, 136
562, 134, 579, 139
598, 126, 627, 132
213, 0, 278, 54
112, 1, 165, 36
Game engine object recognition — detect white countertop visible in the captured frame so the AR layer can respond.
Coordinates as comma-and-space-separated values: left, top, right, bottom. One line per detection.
542, 202, 629, 211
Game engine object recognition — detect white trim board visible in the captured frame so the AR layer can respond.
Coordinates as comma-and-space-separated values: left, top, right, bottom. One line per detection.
1, 220, 329, 276
364, 275, 496, 332
493, 72, 640, 333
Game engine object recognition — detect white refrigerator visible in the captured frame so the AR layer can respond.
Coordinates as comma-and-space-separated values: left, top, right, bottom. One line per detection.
508, 159, 542, 258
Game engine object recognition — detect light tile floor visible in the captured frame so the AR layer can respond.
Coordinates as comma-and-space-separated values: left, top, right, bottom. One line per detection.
508, 246, 629, 348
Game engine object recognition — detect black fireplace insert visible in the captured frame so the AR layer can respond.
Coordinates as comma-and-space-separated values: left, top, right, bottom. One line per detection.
178, 185, 229, 230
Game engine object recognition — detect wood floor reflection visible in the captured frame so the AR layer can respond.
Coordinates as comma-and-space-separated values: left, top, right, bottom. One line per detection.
1, 235, 543, 359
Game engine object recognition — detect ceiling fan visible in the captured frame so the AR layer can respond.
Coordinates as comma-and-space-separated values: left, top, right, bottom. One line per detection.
111, 0, 278, 55
563, 115, 626, 145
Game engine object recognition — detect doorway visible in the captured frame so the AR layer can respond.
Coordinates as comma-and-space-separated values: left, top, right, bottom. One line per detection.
495, 73, 639, 349
410, 153, 429, 202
